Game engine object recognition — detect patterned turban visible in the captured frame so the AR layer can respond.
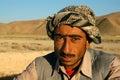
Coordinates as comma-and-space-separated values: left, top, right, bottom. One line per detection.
46, 5, 101, 44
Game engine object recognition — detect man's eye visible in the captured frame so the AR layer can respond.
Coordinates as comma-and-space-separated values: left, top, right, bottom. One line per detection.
72, 37, 81, 40
54, 34, 63, 40
56, 36, 62, 39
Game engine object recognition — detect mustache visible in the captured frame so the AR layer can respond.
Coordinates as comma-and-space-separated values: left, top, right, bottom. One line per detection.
59, 52, 75, 57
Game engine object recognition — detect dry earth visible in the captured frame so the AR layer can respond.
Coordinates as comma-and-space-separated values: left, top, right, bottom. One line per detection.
0, 36, 54, 79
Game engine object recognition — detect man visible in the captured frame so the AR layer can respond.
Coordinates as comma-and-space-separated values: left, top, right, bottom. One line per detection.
14, 5, 120, 80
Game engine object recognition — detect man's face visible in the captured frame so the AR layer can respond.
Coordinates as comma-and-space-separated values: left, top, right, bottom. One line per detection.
54, 25, 89, 69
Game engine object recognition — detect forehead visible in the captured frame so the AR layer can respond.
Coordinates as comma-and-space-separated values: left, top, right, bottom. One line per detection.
55, 25, 86, 36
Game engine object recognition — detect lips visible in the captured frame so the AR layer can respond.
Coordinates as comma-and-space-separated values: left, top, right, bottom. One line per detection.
59, 55, 73, 62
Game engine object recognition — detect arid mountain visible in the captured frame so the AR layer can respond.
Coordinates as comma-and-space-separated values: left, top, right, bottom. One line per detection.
96, 12, 120, 35
0, 12, 120, 35
0, 19, 47, 35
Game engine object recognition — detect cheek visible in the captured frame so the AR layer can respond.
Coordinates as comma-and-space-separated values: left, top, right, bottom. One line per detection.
54, 41, 63, 50
74, 41, 85, 50
75, 41, 87, 55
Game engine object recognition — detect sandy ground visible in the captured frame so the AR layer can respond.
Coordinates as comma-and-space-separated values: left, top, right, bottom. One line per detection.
0, 51, 51, 77
0, 37, 54, 78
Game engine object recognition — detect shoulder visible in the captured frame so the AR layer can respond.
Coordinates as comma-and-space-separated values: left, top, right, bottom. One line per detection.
34, 52, 57, 78
87, 48, 120, 79
35, 52, 57, 64
87, 48, 116, 66
88, 48, 116, 60
34, 52, 57, 70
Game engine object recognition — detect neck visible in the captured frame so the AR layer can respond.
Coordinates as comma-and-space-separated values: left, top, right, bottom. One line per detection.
64, 59, 82, 70
65, 63, 80, 77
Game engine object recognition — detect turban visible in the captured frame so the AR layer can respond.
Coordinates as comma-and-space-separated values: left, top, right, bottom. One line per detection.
46, 5, 101, 44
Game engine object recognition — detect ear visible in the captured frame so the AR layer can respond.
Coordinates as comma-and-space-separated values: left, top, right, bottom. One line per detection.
86, 40, 90, 48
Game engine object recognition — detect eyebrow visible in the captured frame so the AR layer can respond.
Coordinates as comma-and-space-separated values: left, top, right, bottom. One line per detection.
54, 34, 82, 38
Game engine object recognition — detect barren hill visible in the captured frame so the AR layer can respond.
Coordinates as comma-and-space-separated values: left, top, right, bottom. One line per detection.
0, 12, 120, 35
0, 19, 47, 35
96, 12, 120, 35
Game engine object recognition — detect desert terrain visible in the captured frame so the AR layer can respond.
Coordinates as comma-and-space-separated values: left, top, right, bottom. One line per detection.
0, 12, 120, 80
0, 35, 54, 80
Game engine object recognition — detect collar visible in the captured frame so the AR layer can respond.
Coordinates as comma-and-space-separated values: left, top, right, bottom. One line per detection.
52, 49, 92, 78
80, 49, 92, 78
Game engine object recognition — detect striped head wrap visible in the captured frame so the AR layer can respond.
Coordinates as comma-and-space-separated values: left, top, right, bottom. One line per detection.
46, 5, 101, 44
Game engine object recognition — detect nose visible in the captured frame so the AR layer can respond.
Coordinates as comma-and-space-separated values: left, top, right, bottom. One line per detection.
62, 37, 72, 54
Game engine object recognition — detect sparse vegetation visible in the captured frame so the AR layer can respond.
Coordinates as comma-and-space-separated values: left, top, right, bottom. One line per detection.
91, 35, 120, 56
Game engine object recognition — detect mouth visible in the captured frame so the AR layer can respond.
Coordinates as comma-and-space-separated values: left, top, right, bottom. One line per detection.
58, 52, 75, 62
59, 55, 74, 62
